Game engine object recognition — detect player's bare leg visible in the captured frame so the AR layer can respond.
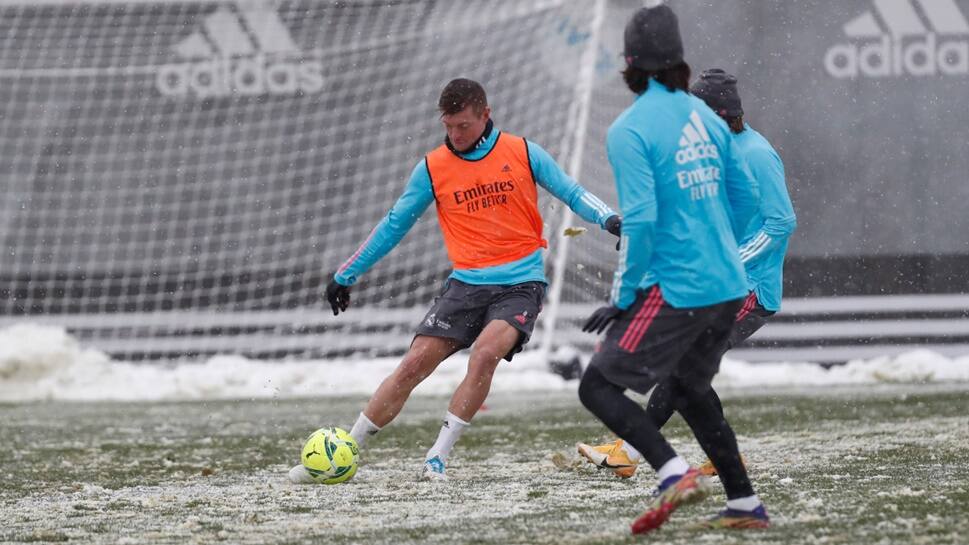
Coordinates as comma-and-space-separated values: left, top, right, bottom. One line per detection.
448, 320, 520, 421
420, 320, 520, 480
363, 335, 463, 427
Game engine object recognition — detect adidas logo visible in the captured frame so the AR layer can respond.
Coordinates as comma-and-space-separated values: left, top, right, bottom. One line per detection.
825, 0, 969, 78
501, 164, 512, 173
675, 111, 719, 165
156, 2, 324, 98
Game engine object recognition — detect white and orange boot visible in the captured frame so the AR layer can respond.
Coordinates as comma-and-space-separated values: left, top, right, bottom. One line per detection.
576, 439, 641, 479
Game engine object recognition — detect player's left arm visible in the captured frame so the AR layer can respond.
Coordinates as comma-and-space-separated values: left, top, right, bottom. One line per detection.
524, 139, 618, 230
604, 127, 656, 311
582, 126, 655, 333
722, 137, 761, 240
738, 147, 797, 266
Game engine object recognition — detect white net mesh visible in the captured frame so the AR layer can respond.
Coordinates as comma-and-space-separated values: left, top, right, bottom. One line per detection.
0, 0, 642, 360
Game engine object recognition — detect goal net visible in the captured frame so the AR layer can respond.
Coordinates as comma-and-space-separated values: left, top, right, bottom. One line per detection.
0, 0, 636, 361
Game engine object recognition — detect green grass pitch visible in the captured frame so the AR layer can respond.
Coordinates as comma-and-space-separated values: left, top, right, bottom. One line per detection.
2, 384, 968, 544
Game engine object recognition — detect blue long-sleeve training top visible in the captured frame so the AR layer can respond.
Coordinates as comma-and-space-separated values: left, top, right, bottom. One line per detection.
607, 81, 760, 310
734, 124, 797, 312
334, 126, 616, 287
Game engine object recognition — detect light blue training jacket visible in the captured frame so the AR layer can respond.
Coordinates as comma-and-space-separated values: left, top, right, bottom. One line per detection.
734, 124, 797, 312
607, 80, 760, 310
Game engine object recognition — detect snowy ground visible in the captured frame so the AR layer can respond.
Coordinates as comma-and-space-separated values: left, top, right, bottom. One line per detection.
2, 323, 969, 544
2, 387, 969, 544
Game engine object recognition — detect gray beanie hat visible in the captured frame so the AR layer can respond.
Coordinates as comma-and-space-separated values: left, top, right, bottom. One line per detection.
691, 69, 744, 117
623, 5, 685, 71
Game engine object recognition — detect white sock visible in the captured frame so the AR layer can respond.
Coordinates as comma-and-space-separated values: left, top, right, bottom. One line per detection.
726, 495, 762, 511
349, 412, 381, 448
424, 411, 470, 462
620, 441, 644, 462
657, 455, 690, 483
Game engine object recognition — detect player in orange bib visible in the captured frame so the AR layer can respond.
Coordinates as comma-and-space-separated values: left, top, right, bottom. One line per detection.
289, 78, 620, 482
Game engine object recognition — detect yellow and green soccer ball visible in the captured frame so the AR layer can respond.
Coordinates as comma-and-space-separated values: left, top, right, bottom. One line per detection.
300, 427, 360, 484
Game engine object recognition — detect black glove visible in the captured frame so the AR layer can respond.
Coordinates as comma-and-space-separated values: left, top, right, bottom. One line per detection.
604, 215, 622, 251
582, 305, 623, 334
325, 279, 351, 316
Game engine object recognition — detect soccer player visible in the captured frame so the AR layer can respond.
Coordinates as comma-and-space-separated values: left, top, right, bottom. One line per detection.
289, 78, 620, 483
578, 70, 797, 484
575, 5, 770, 533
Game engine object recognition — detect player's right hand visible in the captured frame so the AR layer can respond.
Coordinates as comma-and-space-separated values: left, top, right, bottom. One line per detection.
605, 215, 622, 251
325, 279, 351, 315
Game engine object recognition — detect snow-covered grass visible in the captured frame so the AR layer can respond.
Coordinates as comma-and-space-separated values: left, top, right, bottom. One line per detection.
2, 385, 968, 544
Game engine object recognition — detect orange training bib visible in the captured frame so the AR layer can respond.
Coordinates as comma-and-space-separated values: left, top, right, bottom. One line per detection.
425, 134, 547, 270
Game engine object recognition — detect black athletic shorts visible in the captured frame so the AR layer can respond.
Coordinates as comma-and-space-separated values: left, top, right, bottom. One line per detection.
415, 279, 546, 361
588, 285, 743, 395
728, 291, 776, 350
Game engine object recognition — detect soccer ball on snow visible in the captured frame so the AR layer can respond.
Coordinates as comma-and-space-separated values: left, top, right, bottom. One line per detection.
300, 427, 359, 484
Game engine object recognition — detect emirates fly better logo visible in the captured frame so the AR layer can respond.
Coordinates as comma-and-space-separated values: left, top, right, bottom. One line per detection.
825, 0, 969, 78
156, 3, 324, 97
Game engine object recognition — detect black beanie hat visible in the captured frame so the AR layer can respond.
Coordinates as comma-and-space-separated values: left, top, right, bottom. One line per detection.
691, 69, 744, 117
623, 5, 684, 71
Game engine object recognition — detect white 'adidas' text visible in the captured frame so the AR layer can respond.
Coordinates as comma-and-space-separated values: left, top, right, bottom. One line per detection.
156, 5, 324, 98
825, 0, 969, 78
675, 111, 720, 166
